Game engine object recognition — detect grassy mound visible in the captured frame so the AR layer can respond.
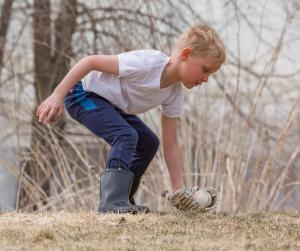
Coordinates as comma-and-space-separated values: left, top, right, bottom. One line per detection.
0, 211, 299, 250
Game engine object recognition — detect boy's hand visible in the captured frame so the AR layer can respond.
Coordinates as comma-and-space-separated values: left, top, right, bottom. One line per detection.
36, 93, 65, 123
168, 186, 219, 213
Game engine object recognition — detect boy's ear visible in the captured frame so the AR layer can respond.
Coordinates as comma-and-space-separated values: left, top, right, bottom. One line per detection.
180, 47, 192, 60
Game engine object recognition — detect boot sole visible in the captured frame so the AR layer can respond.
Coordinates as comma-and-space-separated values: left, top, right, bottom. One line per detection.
99, 207, 151, 214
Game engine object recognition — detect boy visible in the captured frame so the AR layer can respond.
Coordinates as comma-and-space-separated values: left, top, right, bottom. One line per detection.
36, 24, 226, 214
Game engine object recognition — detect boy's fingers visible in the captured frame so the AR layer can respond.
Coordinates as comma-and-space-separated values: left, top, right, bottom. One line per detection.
38, 106, 45, 122
46, 107, 58, 123
37, 103, 47, 121
55, 107, 63, 121
39, 105, 51, 123
36, 103, 44, 117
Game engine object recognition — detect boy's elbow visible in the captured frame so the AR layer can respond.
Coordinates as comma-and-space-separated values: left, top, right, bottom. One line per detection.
72, 56, 95, 77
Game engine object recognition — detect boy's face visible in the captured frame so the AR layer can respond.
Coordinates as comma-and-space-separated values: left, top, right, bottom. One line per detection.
179, 48, 221, 89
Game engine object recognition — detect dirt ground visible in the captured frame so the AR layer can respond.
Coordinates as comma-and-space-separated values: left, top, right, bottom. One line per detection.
0, 210, 299, 251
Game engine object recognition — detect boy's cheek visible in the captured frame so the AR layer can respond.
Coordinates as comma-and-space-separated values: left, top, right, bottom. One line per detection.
181, 65, 200, 83
187, 68, 201, 80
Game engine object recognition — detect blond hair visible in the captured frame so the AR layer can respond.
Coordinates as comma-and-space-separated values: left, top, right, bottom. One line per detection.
174, 24, 226, 64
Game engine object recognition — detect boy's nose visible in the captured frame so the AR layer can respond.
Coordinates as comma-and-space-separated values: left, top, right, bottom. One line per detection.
202, 74, 209, 83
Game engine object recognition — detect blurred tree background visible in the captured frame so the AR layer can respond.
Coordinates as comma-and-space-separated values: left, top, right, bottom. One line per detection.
0, 0, 299, 212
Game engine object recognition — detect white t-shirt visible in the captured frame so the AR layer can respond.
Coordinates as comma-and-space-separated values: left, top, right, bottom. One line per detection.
82, 49, 182, 118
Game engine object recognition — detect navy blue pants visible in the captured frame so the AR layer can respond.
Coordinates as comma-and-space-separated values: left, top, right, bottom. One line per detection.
64, 81, 159, 177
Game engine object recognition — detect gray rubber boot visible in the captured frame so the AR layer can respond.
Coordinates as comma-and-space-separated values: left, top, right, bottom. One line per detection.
129, 175, 151, 213
98, 168, 149, 214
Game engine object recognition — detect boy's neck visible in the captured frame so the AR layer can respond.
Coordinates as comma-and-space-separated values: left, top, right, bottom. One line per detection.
160, 56, 181, 89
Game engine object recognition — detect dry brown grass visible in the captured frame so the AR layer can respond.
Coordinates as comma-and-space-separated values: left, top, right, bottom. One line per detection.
0, 211, 299, 251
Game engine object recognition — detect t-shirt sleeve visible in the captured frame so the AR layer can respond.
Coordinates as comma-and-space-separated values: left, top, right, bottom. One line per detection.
160, 85, 183, 118
117, 51, 149, 83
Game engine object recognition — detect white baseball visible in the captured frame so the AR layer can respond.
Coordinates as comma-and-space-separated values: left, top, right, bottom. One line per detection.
193, 190, 212, 207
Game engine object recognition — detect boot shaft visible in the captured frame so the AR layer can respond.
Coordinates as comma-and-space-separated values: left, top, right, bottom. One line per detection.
100, 168, 133, 205
99, 167, 150, 214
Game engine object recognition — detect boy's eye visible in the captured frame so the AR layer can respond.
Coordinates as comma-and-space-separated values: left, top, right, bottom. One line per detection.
202, 67, 210, 73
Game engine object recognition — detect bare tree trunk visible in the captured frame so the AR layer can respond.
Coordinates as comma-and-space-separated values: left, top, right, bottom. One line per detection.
33, 0, 52, 103
0, 0, 14, 75
34, 0, 77, 103
52, 0, 77, 93
18, 0, 77, 211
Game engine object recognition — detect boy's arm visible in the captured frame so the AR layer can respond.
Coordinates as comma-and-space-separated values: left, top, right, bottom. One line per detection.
53, 55, 119, 98
161, 113, 185, 192
37, 55, 119, 123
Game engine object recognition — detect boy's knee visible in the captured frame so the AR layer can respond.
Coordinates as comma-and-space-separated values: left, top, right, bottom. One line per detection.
148, 133, 160, 155
115, 128, 139, 146
125, 128, 139, 144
